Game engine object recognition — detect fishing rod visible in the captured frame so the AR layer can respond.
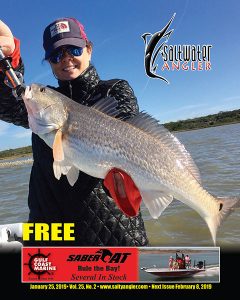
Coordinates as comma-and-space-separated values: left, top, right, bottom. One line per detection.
0, 46, 25, 98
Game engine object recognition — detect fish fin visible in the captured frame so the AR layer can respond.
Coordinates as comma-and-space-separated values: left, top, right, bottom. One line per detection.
205, 196, 240, 246
53, 159, 72, 180
140, 190, 173, 219
53, 129, 64, 162
53, 159, 79, 186
127, 112, 202, 184
66, 166, 79, 186
92, 96, 124, 118
53, 161, 67, 180
52, 129, 65, 180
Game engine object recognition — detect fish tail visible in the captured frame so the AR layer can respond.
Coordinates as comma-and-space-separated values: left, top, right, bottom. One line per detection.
205, 196, 240, 245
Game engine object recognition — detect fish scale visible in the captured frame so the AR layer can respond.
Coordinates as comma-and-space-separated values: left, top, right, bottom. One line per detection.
70, 112, 225, 220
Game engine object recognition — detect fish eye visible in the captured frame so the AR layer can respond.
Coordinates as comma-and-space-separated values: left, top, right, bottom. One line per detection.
40, 87, 46, 93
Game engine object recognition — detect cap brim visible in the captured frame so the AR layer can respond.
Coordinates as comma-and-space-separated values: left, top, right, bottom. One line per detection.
45, 38, 86, 59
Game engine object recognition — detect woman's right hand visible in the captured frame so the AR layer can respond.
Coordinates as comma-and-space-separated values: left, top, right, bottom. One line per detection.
0, 20, 15, 56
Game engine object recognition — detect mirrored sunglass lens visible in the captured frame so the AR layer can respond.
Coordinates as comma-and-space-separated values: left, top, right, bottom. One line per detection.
50, 50, 62, 64
49, 47, 83, 63
68, 47, 83, 56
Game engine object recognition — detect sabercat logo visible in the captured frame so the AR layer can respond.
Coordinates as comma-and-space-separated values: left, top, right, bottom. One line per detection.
67, 249, 131, 263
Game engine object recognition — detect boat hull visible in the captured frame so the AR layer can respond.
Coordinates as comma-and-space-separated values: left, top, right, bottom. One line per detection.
142, 267, 205, 278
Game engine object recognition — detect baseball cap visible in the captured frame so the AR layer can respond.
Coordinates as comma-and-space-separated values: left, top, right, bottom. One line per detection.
43, 17, 88, 59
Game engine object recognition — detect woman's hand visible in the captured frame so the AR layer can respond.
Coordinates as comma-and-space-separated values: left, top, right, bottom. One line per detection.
0, 20, 15, 56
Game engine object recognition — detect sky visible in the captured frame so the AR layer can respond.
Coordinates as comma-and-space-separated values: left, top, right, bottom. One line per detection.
0, 0, 240, 150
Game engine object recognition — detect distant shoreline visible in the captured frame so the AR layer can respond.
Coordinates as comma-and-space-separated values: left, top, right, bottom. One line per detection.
0, 113, 239, 160
0, 153, 32, 161
0, 146, 32, 161
170, 121, 240, 133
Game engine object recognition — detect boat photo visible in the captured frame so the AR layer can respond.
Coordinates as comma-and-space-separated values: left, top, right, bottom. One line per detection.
140, 248, 220, 282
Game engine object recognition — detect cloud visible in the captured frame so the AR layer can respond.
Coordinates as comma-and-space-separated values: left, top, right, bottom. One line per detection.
30, 69, 53, 83
222, 96, 240, 103
154, 103, 208, 121
153, 93, 240, 124
13, 129, 32, 139
166, 103, 208, 114
0, 121, 10, 136
94, 37, 113, 49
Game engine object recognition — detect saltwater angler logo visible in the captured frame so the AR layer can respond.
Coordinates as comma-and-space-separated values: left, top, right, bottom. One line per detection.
142, 13, 212, 84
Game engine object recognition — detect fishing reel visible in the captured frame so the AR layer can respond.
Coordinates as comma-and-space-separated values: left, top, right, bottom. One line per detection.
0, 46, 25, 99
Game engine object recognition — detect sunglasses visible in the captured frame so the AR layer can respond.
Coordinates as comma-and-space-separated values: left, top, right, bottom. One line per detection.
49, 46, 83, 64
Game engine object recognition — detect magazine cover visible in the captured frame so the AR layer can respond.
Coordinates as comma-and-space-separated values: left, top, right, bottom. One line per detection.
0, 0, 239, 298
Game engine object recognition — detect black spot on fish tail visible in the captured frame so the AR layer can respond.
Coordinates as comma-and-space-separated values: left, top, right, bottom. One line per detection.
206, 196, 240, 245
219, 203, 223, 211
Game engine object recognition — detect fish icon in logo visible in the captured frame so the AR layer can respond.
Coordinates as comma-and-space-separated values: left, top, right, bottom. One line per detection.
142, 13, 176, 83
96, 249, 113, 262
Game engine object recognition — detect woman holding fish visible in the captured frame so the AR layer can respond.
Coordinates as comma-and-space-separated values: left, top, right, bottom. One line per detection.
0, 18, 148, 246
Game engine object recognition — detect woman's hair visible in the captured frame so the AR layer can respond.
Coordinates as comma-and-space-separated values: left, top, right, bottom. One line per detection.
86, 40, 93, 50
